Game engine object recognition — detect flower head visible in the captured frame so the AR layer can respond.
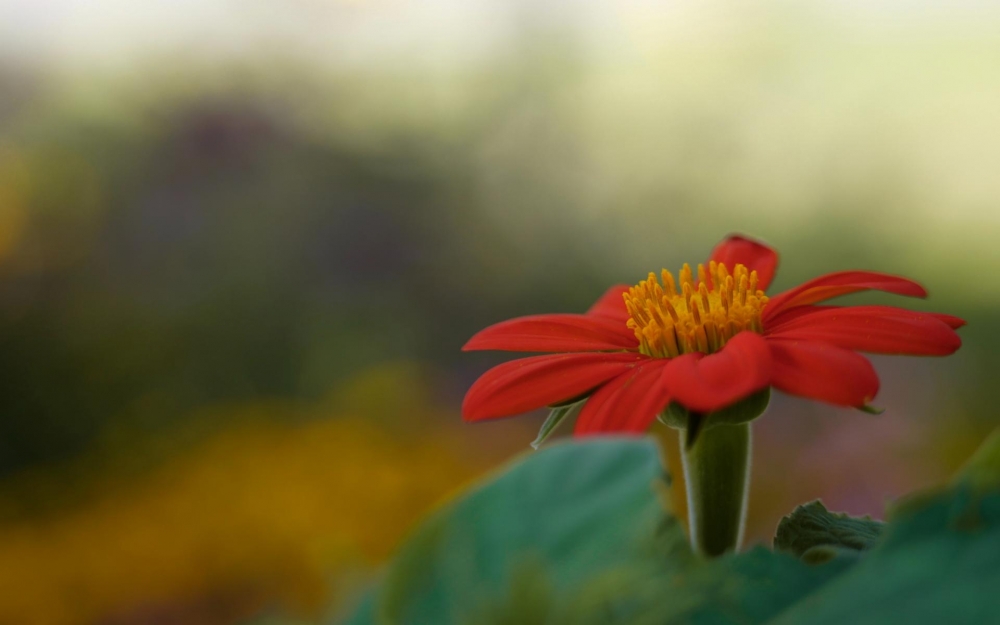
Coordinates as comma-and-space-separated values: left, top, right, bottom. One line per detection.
462, 235, 964, 436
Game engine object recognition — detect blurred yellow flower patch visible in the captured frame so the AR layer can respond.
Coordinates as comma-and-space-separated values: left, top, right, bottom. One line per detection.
0, 366, 494, 625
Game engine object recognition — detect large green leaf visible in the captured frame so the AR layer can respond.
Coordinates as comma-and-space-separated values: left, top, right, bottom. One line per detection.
602, 545, 853, 625
368, 438, 681, 625
345, 429, 1000, 625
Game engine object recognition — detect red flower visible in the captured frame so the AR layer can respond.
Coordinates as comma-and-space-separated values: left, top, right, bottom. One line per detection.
462, 235, 965, 436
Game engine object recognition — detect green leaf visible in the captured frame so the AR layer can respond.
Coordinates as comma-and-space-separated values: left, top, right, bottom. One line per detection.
857, 404, 886, 415
614, 484, 1000, 624
769, 487, 1000, 625
370, 438, 682, 625
547, 391, 593, 408
530, 402, 581, 450
768, 432, 1000, 623
569, 543, 854, 625
346, 430, 1000, 625
773, 500, 884, 558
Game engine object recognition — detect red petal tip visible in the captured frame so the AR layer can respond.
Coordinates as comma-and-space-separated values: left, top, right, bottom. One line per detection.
930, 313, 966, 329
708, 234, 780, 292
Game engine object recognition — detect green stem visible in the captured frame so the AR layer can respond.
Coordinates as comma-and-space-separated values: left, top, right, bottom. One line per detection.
680, 421, 751, 557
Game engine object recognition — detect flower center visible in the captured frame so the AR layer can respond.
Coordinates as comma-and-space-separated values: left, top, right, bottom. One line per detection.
623, 262, 769, 357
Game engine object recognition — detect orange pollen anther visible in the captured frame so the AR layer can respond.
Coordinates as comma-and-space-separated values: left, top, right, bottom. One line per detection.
623, 263, 769, 357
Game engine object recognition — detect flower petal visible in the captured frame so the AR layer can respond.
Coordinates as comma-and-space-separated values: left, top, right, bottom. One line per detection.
763, 304, 839, 329
768, 338, 879, 407
709, 234, 780, 291
766, 305, 962, 355
462, 352, 647, 422
764, 271, 928, 322
574, 360, 671, 436
586, 283, 632, 320
928, 313, 966, 329
463, 313, 638, 352
661, 332, 772, 413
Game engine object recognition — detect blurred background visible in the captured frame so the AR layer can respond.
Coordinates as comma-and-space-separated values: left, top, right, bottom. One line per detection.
0, 0, 998, 623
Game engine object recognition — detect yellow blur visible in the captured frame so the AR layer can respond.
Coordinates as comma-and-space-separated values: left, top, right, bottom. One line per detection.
0, 398, 488, 625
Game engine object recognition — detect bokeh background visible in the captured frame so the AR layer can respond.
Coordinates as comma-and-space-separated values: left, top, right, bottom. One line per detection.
1, 1, 999, 623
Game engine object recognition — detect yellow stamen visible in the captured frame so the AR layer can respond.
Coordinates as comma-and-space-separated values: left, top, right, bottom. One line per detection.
661, 270, 676, 295
695, 326, 709, 353
623, 262, 769, 357
661, 296, 680, 322
680, 263, 694, 289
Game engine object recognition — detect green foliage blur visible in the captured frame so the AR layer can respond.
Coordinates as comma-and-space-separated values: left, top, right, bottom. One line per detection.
352, 433, 1000, 625
1, 1, 999, 623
